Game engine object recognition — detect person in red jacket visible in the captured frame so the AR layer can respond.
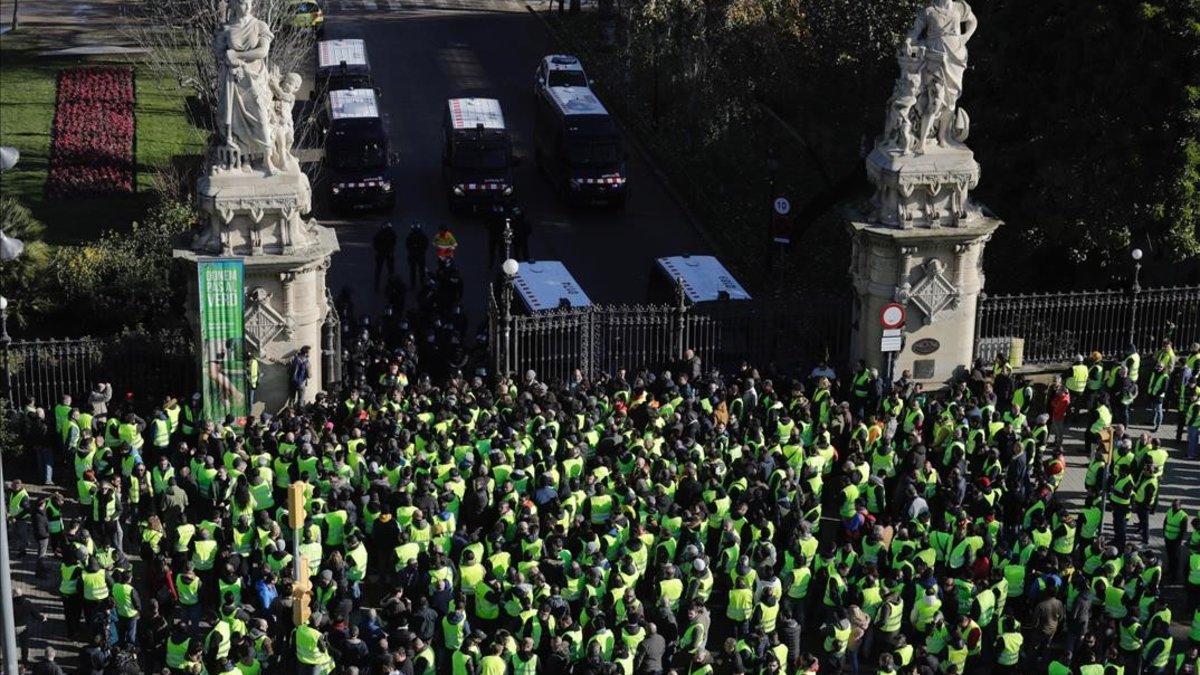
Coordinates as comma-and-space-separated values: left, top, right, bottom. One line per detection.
1048, 384, 1071, 449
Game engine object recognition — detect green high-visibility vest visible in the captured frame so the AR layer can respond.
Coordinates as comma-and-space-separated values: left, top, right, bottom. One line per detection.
997, 632, 1023, 665
1188, 553, 1200, 585
512, 653, 538, 675
1090, 406, 1112, 433
879, 600, 903, 632
192, 539, 218, 571
152, 419, 170, 448
727, 588, 753, 621
1143, 637, 1172, 668
166, 637, 191, 669
82, 569, 109, 600
113, 582, 138, 618
295, 624, 331, 666
480, 654, 507, 675
59, 563, 80, 595
177, 575, 200, 606
452, 649, 477, 675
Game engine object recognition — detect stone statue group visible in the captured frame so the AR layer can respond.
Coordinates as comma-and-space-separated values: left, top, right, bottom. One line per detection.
880, 0, 977, 156
212, 0, 302, 175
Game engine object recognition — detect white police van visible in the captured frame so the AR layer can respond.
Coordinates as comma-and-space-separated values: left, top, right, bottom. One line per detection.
316, 39, 373, 97
510, 260, 592, 313
442, 98, 516, 212
324, 88, 395, 212
533, 55, 627, 208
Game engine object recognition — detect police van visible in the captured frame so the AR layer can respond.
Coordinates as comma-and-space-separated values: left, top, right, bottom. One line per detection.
649, 255, 751, 304
442, 98, 515, 212
533, 56, 627, 208
316, 39, 373, 97
509, 260, 592, 313
324, 88, 395, 212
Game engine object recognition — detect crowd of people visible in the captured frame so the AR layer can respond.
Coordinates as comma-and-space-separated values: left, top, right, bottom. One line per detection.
5, 329, 1200, 675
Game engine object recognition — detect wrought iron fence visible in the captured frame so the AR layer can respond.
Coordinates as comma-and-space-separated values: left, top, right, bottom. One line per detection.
976, 285, 1200, 365
489, 284, 852, 384
2, 330, 197, 409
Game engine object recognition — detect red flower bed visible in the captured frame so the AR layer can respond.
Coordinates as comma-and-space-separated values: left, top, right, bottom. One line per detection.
47, 67, 136, 198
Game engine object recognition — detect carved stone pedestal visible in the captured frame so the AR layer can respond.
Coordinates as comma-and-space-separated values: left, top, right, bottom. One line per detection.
846, 214, 999, 384
176, 166, 339, 413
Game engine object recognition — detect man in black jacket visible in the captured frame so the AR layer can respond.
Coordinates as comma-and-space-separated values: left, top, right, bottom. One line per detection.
634, 622, 666, 675
405, 223, 430, 286
31, 498, 51, 576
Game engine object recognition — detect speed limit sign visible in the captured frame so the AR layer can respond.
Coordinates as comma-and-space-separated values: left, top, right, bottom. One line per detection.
880, 303, 906, 329
773, 197, 791, 216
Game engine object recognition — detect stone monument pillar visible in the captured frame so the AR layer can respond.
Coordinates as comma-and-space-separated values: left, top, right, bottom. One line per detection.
846, 0, 1000, 384
175, 0, 339, 412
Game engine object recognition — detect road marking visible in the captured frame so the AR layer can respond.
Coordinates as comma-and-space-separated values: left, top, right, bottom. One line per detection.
362, 0, 378, 9
385, 0, 404, 9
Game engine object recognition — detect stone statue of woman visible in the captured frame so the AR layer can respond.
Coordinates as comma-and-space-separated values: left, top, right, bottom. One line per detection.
213, 0, 276, 172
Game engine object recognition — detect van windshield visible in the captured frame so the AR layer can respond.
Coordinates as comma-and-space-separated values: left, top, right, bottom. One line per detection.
566, 140, 619, 167
451, 143, 508, 170
329, 139, 386, 171
548, 70, 588, 88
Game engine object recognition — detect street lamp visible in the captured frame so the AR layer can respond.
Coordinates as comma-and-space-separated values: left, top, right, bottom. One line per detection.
500, 258, 519, 378
1128, 248, 1143, 348
0, 232, 23, 263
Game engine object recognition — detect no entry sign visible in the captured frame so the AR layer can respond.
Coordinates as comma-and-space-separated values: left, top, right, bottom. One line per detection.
880, 302, 906, 329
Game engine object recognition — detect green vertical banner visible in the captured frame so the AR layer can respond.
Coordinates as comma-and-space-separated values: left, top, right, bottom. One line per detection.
197, 258, 247, 422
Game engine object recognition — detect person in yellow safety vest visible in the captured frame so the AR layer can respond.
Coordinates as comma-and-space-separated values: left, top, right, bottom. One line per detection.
1084, 391, 1113, 457
994, 617, 1024, 672
112, 568, 141, 648
1146, 363, 1171, 432
910, 586, 942, 634
1162, 499, 1189, 579
247, 349, 260, 410
511, 637, 538, 675
149, 410, 171, 454
165, 625, 193, 671
819, 610, 851, 673
726, 577, 754, 636
433, 225, 458, 260
80, 557, 112, 615
295, 615, 334, 675
191, 529, 220, 573
1065, 354, 1089, 396
1141, 621, 1172, 675
59, 551, 83, 634
53, 394, 73, 449
478, 642, 507, 675
176, 563, 203, 623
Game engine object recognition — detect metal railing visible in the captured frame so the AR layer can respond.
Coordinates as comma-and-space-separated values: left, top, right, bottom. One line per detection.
1, 330, 197, 408
489, 283, 852, 384
976, 285, 1200, 365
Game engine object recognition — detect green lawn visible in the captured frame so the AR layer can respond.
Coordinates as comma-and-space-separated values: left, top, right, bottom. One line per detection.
0, 33, 206, 244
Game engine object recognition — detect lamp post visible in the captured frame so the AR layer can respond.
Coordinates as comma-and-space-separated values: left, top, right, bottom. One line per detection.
0, 296, 9, 405
1128, 248, 1143, 349
0, 296, 14, 674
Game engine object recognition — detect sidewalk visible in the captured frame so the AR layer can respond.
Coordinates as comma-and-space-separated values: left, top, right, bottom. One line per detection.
0, 0, 132, 49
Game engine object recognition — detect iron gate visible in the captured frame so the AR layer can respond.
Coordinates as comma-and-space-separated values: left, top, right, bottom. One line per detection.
976, 285, 1200, 365
489, 284, 852, 384
2, 331, 197, 408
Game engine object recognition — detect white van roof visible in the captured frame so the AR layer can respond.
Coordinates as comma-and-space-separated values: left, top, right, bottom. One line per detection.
657, 255, 751, 302
329, 89, 379, 120
448, 98, 505, 131
544, 54, 585, 71
318, 39, 367, 69
511, 260, 592, 312
548, 86, 607, 117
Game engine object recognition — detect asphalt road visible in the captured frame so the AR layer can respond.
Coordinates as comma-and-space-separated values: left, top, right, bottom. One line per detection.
317, 0, 710, 327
